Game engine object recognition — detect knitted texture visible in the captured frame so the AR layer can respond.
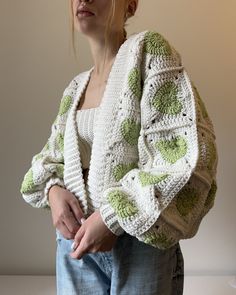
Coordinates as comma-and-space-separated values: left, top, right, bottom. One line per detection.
20, 77, 79, 208
76, 107, 100, 195
76, 107, 100, 169
20, 30, 218, 249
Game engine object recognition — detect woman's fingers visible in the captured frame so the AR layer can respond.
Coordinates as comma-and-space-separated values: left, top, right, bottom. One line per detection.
63, 207, 81, 235
68, 197, 86, 225
71, 241, 77, 251
70, 229, 87, 258
70, 222, 87, 253
70, 243, 88, 259
57, 221, 75, 240
49, 186, 86, 239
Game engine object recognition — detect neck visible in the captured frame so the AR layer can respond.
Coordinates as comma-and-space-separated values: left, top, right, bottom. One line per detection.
87, 31, 127, 77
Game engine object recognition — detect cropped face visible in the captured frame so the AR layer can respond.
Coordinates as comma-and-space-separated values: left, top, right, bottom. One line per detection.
71, 0, 127, 38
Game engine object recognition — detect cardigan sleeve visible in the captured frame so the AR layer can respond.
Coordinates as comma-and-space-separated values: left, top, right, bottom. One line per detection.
99, 31, 218, 249
20, 78, 79, 210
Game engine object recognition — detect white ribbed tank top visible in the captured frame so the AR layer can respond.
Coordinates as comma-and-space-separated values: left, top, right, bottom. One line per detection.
76, 106, 100, 187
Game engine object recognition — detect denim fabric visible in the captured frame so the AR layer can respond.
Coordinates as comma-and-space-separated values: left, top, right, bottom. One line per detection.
55, 229, 184, 295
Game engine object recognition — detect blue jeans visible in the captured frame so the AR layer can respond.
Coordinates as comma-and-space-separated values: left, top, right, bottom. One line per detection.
55, 229, 184, 295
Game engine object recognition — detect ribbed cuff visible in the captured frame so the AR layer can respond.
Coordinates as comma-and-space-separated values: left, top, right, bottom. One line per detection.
99, 203, 125, 236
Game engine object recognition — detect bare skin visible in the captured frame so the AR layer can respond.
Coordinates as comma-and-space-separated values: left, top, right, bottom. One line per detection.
49, 0, 138, 259
76, 65, 112, 110
48, 185, 85, 240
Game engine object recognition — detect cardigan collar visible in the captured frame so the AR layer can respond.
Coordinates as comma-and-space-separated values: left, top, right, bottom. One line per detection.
64, 30, 148, 216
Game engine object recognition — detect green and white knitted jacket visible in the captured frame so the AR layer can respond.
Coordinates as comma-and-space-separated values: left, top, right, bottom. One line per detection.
20, 30, 218, 250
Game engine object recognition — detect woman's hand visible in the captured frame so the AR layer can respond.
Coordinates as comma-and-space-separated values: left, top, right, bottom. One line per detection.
69, 210, 118, 259
48, 185, 85, 240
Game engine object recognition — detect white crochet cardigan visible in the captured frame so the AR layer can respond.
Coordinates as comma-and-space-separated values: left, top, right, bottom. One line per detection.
20, 30, 218, 249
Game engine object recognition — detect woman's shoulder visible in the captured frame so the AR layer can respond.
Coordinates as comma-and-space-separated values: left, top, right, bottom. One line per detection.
67, 70, 88, 87
136, 29, 176, 49
63, 68, 91, 95
136, 29, 182, 69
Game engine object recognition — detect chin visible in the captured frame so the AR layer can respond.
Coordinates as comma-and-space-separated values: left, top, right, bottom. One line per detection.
76, 25, 97, 37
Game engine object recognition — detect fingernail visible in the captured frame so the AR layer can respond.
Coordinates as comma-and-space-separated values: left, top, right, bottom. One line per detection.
81, 217, 86, 224
71, 242, 77, 251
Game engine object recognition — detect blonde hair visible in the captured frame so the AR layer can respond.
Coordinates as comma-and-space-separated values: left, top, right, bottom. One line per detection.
68, 0, 135, 77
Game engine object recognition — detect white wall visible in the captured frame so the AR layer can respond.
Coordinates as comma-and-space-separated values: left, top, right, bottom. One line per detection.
0, 0, 235, 275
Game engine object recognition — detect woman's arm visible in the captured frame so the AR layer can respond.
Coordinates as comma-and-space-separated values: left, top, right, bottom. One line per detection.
20, 78, 79, 210
98, 30, 218, 249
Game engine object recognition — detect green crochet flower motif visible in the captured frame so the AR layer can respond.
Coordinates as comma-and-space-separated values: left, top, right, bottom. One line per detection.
56, 164, 64, 179
152, 81, 182, 115
107, 190, 138, 219
155, 136, 188, 164
55, 133, 64, 153
138, 171, 169, 186
143, 231, 174, 249
42, 141, 50, 152
204, 179, 217, 207
53, 116, 58, 125
207, 140, 217, 172
176, 186, 199, 217
20, 168, 35, 194
58, 95, 72, 116
34, 153, 44, 162
143, 31, 172, 57
128, 67, 142, 100
113, 162, 138, 182
120, 118, 141, 146
193, 85, 209, 119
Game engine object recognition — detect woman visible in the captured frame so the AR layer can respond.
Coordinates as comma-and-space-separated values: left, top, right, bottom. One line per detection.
20, 0, 218, 294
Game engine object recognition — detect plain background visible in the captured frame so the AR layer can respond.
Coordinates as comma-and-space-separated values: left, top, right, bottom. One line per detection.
0, 0, 235, 276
